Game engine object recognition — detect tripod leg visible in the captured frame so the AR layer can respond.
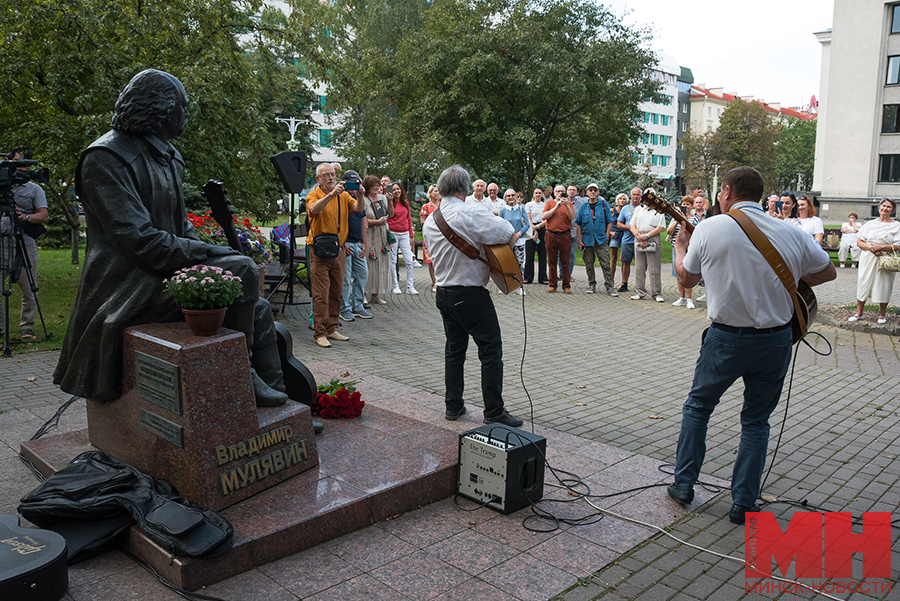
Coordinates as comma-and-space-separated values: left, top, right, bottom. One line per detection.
16, 233, 50, 340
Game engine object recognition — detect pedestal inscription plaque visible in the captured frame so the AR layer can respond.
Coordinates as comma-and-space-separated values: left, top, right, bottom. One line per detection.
85, 323, 319, 511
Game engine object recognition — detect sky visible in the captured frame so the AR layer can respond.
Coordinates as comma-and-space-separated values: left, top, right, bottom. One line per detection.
604, 0, 835, 111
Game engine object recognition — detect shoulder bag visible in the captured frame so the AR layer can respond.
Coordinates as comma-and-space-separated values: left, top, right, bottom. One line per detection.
313, 194, 341, 259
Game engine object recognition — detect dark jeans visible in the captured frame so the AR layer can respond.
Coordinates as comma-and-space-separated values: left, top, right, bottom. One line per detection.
435, 286, 505, 419
524, 238, 547, 283
673, 324, 793, 507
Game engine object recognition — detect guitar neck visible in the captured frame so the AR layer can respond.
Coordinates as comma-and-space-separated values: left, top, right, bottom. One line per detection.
667, 210, 695, 234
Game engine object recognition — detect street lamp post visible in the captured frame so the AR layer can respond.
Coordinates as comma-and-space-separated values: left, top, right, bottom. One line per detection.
271, 105, 314, 309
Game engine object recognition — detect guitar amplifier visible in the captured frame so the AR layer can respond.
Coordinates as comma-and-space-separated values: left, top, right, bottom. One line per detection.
457, 425, 545, 514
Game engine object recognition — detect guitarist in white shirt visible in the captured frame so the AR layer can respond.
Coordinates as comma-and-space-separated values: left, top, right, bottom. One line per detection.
423, 165, 523, 427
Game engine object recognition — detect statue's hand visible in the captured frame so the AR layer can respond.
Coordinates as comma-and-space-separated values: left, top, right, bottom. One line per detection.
206, 245, 240, 258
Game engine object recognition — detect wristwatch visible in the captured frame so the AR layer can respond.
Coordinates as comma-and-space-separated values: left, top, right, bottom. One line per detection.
26, 215, 31, 222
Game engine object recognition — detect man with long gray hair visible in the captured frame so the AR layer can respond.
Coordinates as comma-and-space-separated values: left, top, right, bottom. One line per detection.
422, 165, 523, 427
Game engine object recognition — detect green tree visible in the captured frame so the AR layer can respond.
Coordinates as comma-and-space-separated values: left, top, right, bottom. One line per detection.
0, 0, 311, 261
774, 118, 816, 192
681, 129, 719, 198
390, 0, 660, 192
713, 99, 781, 189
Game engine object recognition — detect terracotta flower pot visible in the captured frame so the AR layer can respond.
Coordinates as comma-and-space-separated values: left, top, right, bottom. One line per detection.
182, 307, 227, 336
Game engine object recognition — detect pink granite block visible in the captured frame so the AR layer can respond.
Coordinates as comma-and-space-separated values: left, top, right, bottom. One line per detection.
424, 529, 519, 575
525, 530, 618, 577
480, 553, 576, 601
369, 553, 469, 600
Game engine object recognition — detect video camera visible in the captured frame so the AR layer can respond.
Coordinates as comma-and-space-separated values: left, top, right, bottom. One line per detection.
0, 150, 49, 211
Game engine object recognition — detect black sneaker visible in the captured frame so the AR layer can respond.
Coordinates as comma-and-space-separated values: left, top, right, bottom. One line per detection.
586, 284, 596, 294
618, 283, 628, 292
729, 503, 761, 525
445, 406, 466, 421
483, 411, 523, 427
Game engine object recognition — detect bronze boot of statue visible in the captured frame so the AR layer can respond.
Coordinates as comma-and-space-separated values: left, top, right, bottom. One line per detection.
224, 300, 288, 407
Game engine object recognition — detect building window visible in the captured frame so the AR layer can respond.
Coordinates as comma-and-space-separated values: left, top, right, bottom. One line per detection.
682, 122, 688, 132
888, 56, 900, 85
883, 105, 900, 133
662, 115, 670, 126
643, 111, 650, 123
878, 154, 900, 181
318, 95, 328, 114
319, 129, 333, 147
651, 154, 658, 166
893, 5, 900, 34
682, 103, 688, 114
652, 113, 659, 125
707, 107, 712, 117
642, 133, 649, 144
716, 108, 721, 117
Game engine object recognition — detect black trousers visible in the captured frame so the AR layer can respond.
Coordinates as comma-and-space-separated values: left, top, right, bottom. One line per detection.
435, 286, 505, 419
524, 238, 547, 283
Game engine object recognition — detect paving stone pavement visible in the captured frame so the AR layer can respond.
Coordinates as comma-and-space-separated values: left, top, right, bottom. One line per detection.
1, 263, 898, 600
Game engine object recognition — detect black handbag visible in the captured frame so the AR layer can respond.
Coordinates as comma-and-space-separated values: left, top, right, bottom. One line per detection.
313, 193, 342, 259
313, 233, 341, 259
19, 220, 46, 239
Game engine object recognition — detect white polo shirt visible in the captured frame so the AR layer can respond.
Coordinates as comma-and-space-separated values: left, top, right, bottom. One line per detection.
423, 196, 515, 288
683, 202, 832, 328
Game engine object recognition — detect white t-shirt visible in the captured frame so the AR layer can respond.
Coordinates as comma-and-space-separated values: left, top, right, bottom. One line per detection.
423, 197, 515, 288
798, 216, 824, 239
840, 222, 860, 246
464, 195, 493, 212
683, 202, 833, 328
524, 200, 546, 225
631, 205, 667, 233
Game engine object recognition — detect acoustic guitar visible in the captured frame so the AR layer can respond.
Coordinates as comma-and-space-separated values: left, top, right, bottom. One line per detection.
432, 207, 522, 294
640, 188, 694, 235
641, 187, 816, 343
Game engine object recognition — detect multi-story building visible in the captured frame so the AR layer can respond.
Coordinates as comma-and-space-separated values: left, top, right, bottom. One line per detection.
689, 86, 814, 134
675, 66, 694, 192
634, 54, 680, 186
813, 1, 900, 221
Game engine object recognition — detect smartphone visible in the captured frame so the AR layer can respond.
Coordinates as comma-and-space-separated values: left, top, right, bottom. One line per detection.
775, 200, 783, 212
343, 181, 360, 191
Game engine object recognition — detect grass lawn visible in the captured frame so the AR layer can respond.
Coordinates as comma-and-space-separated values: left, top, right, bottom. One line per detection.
3, 247, 83, 355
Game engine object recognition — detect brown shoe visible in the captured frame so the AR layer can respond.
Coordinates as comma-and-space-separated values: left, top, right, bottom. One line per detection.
563, 288, 572, 294
547, 286, 556, 293
315, 337, 332, 348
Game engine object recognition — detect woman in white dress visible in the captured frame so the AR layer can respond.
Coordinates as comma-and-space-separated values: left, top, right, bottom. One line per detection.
849, 198, 900, 324
839, 212, 862, 268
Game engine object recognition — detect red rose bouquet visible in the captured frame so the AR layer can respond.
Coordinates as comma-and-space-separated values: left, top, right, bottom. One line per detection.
311, 378, 364, 419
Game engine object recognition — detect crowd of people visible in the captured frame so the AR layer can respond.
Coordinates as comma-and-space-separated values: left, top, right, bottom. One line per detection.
302, 163, 899, 347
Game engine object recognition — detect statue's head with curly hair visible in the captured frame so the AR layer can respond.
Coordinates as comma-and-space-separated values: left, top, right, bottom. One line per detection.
111, 69, 188, 139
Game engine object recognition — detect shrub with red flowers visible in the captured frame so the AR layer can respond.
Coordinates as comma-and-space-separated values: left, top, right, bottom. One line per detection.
187, 211, 271, 266
310, 378, 364, 419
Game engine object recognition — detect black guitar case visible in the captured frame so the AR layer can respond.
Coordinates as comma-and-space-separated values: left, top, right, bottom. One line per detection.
0, 514, 67, 601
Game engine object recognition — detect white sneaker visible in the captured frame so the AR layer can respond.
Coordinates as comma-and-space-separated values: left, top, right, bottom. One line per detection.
516, 288, 525, 295
413, 260, 423, 268
878, 316, 887, 324
672, 298, 686, 307
686, 299, 695, 310
407, 287, 419, 295
848, 314, 861, 322
654, 295, 664, 303
696, 293, 706, 302
391, 286, 403, 294
630, 294, 644, 300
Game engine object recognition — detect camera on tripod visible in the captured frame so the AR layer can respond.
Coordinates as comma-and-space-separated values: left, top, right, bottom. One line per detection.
0, 151, 49, 211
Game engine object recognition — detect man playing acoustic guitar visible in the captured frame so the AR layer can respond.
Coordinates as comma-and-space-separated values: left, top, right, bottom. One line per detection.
422, 165, 523, 427
667, 166, 835, 525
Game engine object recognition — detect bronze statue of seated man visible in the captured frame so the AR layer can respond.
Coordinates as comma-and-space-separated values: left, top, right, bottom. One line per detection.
54, 69, 288, 408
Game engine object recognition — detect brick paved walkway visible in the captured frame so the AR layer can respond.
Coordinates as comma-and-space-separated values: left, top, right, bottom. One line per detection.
1, 264, 897, 600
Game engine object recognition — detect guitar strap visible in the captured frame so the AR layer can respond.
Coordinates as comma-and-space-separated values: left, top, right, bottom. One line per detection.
727, 209, 807, 336
432, 206, 496, 272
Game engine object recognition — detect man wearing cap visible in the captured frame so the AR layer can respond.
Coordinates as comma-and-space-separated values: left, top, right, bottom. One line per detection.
575, 184, 616, 295
306, 163, 364, 347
